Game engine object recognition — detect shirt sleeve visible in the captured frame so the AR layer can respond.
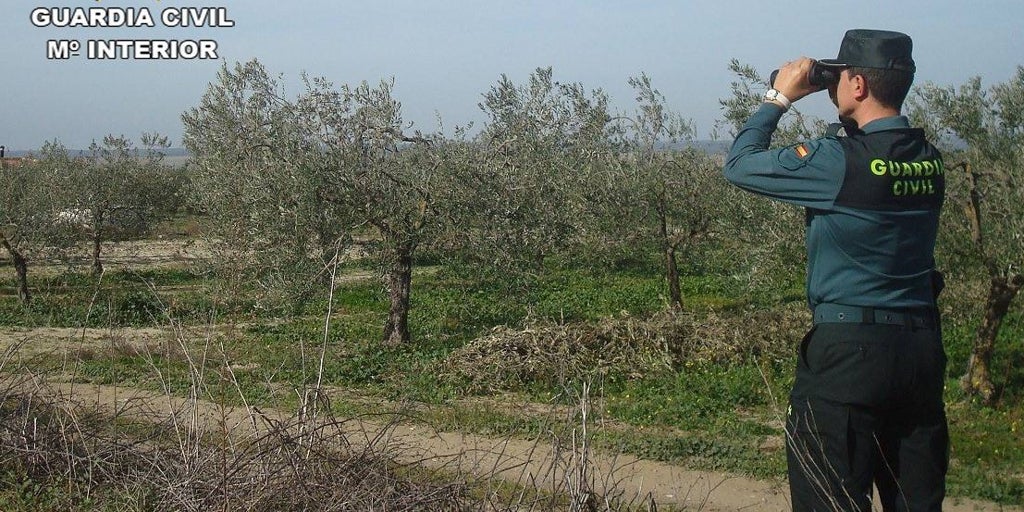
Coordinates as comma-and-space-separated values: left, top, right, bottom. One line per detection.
723, 103, 844, 210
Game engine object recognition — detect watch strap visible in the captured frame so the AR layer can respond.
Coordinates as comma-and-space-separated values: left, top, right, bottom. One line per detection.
765, 89, 792, 110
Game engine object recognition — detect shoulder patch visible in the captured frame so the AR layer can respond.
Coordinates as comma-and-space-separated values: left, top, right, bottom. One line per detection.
778, 140, 821, 171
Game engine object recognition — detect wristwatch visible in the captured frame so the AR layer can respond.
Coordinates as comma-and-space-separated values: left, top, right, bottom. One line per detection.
764, 89, 791, 111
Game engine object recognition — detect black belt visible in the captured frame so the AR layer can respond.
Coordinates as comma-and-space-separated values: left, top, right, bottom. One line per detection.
813, 303, 937, 330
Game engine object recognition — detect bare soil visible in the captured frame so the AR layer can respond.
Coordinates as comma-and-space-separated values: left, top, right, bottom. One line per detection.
19, 238, 211, 275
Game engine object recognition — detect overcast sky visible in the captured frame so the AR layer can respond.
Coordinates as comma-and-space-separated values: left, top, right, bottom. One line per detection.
2, 0, 1021, 150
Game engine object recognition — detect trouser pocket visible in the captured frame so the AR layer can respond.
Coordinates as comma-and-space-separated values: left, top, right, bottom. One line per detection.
799, 323, 898, 405
798, 326, 817, 371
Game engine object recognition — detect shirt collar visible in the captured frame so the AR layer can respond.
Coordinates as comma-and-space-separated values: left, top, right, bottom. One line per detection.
859, 115, 911, 133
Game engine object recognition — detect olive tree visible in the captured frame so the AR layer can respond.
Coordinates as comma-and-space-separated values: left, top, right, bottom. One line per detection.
0, 142, 72, 302
450, 67, 613, 275
908, 68, 1024, 404
59, 133, 179, 276
0, 168, 35, 302
595, 73, 730, 309
341, 132, 445, 347
184, 60, 446, 346
183, 61, 357, 308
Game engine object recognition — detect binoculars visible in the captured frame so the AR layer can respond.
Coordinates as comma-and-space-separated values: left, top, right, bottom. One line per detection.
769, 61, 841, 89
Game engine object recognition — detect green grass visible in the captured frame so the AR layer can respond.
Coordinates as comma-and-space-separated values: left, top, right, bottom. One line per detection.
602, 363, 786, 428
0, 469, 133, 512
0, 267, 239, 328
945, 381, 1024, 503
591, 362, 789, 478
598, 427, 787, 477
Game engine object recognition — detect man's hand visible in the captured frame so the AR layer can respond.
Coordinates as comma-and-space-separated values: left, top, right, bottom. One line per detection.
771, 57, 820, 104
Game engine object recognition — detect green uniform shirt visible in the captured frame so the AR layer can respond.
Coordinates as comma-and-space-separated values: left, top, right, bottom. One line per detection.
724, 103, 943, 309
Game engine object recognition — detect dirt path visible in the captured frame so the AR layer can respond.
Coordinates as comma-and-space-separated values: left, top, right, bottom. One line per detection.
34, 379, 784, 511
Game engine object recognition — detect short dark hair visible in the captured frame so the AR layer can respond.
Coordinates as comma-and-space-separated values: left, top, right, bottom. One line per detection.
848, 66, 914, 110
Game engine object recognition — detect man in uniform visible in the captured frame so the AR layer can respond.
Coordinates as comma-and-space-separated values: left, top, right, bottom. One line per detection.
723, 29, 948, 511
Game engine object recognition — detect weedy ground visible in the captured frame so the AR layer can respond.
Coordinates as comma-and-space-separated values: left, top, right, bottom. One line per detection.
1, 236, 1021, 509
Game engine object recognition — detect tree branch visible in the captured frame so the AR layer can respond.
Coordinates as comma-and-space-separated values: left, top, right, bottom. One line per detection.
957, 161, 1000, 277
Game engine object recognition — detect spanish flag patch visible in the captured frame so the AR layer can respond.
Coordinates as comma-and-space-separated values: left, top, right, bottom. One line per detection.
794, 144, 810, 159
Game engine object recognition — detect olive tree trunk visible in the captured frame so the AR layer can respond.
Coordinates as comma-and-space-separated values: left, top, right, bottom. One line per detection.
382, 241, 415, 347
660, 228, 683, 309
89, 209, 106, 277
91, 230, 104, 276
961, 275, 1023, 403
1, 235, 30, 304
957, 162, 1023, 404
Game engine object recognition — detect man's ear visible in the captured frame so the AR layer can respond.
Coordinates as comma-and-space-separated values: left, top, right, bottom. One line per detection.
851, 74, 869, 101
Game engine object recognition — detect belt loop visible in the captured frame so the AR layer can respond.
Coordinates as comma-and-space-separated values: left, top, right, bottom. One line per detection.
904, 312, 915, 331
861, 306, 875, 325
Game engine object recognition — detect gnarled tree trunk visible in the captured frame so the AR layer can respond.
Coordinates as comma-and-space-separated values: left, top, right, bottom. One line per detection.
957, 162, 1023, 404
91, 210, 104, 277
961, 274, 1023, 404
1, 235, 31, 304
91, 231, 103, 276
382, 241, 415, 347
663, 242, 682, 310
657, 193, 683, 310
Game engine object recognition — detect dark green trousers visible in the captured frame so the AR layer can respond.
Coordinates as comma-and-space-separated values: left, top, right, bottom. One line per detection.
786, 321, 949, 512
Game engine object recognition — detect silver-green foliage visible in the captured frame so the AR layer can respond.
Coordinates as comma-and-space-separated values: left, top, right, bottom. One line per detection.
1, 142, 69, 257
182, 60, 352, 300
183, 60, 446, 343
72, 133, 177, 275
455, 67, 613, 272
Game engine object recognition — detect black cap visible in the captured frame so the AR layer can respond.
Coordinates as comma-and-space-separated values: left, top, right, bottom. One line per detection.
818, 29, 916, 72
